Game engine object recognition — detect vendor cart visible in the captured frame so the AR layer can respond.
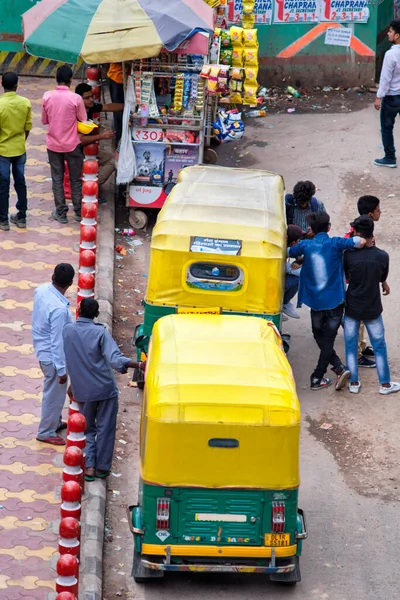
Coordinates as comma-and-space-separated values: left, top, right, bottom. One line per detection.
126, 51, 218, 230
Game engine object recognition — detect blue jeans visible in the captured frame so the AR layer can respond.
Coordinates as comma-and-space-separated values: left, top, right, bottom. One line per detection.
0, 153, 27, 222
344, 315, 390, 384
283, 273, 299, 305
380, 95, 400, 160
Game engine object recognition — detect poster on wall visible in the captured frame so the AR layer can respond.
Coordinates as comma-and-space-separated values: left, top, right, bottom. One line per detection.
319, 0, 369, 22
164, 146, 200, 184
227, 0, 273, 25
273, 0, 320, 23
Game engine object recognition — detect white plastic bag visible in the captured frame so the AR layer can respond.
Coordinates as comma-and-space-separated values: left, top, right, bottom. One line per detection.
116, 75, 136, 185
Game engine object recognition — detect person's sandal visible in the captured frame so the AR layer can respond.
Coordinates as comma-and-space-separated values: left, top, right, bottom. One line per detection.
95, 469, 110, 479
85, 467, 95, 482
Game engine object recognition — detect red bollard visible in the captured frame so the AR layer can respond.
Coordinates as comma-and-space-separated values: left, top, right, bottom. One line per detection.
66, 413, 87, 451
82, 159, 99, 181
56, 554, 79, 596
79, 250, 96, 275
63, 446, 83, 486
59, 517, 80, 557
83, 143, 99, 159
56, 593, 76, 600
82, 179, 98, 202
60, 481, 82, 520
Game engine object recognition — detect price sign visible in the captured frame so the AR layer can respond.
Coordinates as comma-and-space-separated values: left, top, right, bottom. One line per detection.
132, 128, 165, 142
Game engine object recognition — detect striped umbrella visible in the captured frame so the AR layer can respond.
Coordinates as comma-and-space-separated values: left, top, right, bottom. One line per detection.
22, 0, 214, 64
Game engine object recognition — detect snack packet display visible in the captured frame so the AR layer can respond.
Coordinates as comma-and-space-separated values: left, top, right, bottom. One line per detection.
230, 67, 242, 80
229, 78, 243, 92
244, 48, 258, 67
232, 48, 244, 67
173, 74, 184, 110
207, 66, 220, 94
243, 83, 258, 105
244, 66, 258, 86
195, 77, 205, 112
230, 26, 244, 47
217, 67, 229, 94
220, 30, 232, 48
220, 48, 233, 66
230, 92, 243, 104
243, 0, 255, 11
213, 109, 244, 142
243, 29, 258, 48
200, 64, 211, 78
242, 14, 255, 29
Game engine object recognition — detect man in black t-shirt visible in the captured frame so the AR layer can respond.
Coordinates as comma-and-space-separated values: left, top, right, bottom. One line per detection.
343, 215, 399, 395
75, 83, 124, 201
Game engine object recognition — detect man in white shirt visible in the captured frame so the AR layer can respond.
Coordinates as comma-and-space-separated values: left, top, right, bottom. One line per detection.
32, 263, 75, 445
375, 20, 400, 168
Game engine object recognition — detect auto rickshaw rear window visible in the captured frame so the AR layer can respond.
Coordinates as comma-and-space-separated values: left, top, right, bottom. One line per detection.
189, 263, 240, 281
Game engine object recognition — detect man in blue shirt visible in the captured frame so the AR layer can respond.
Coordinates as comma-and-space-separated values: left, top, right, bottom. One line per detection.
32, 263, 75, 445
63, 298, 145, 481
289, 212, 366, 391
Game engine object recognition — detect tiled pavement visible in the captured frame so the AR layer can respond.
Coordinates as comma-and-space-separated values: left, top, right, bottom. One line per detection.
0, 77, 80, 599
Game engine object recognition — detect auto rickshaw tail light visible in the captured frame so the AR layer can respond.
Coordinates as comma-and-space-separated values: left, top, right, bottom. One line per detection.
271, 501, 285, 533
156, 498, 170, 530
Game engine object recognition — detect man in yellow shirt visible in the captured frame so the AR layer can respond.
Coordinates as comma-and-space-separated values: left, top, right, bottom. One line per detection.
0, 72, 32, 230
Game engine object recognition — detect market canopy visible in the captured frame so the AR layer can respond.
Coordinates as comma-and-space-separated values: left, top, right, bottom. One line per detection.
22, 0, 214, 64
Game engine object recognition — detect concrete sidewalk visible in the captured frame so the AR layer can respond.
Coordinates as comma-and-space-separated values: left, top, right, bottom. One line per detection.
0, 77, 80, 599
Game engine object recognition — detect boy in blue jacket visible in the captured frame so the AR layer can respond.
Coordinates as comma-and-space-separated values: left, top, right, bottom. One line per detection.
288, 212, 366, 391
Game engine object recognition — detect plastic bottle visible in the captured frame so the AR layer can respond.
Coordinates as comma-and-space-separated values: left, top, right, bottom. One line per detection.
245, 109, 267, 118
287, 86, 301, 98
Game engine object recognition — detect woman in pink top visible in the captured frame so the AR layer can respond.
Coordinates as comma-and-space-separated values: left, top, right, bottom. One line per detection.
42, 65, 87, 224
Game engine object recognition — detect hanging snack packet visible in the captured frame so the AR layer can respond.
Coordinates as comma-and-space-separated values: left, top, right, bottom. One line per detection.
243, 29, 258, 48
173, 74, 184, 110
243, 83, 258, 105
220, 30, 232, 48
217, 67, 229, 94
229, 78, 243, 92
232, 48, 244, 67
195, 78, 205, 112
200, 64, 211, 78
230, 67, 242, 80
242, 14, 255, 29
243, 0, 255, 12
230, 91, 243, 104
220, 48, 233, 66
230, 26, 244, 47
245, 66, 258, 86
207, 66, 220, 94
244, 48, 259, 67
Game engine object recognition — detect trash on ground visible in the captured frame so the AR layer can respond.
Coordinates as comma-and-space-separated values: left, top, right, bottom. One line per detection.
122, 228, 135, 236
112, 490, 120, 496
322, 86, 332, 92
112, 472, 122, 477
320, 422, 333, 430
287, 86, 300, 98
131, 239, 143, 246
115, 244, 127, 256
119, 439, 128, 444
119, 317, 128, 322
287, 108, 296, 113
245, 108, 267, 118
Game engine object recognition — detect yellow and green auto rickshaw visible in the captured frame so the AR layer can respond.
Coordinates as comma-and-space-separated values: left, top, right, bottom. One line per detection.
128, 314, 307, 584
133, 165, 288, 382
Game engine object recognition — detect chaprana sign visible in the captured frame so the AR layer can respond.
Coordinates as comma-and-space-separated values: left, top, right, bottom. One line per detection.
319, 0, 370, 22
273, 0, 319, 23
228, 0, 273, 24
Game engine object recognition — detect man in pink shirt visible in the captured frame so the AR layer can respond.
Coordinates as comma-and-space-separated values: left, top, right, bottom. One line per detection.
42, 65, 87, 224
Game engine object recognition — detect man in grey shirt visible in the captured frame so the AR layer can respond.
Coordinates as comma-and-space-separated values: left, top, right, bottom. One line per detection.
63, 298, 145, 481
374, 19, 400, 167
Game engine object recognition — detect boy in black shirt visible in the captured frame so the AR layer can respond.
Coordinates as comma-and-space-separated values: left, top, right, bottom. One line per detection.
343, 215, 399, 395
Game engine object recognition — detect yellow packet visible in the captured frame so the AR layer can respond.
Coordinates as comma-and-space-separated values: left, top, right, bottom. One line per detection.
244, 48, 258, 67
232, 48, 244, 67
243, 0, 255, 12
230, 92, 243, 104
245, 67, 258, 85
243, 29, 258, 48
230, 26, 244, 47
230, 67, 242, 80
243, 84, 258, 105
242, 14, 255, 29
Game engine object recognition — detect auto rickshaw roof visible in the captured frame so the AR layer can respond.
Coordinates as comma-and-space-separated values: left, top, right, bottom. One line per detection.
145, 314, 300, 427
152, 166, 286, 258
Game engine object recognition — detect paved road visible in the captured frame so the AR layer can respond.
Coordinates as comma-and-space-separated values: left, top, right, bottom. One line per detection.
0, 77, 79, 599
103, 103, 400, 600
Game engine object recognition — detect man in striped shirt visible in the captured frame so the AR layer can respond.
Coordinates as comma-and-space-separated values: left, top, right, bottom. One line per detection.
285, 180, 326, 233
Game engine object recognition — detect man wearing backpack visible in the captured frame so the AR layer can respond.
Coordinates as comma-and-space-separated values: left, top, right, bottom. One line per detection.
285, 180, 326, 233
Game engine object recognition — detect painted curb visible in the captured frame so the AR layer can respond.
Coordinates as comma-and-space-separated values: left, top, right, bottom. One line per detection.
78, 193, 115, 599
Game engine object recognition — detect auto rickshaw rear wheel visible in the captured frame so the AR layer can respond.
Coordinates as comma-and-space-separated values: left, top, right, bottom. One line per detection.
133, 549, 164, 583
203, 147, 218, 164
270, 556, 301, 585
129, 209, 148, 230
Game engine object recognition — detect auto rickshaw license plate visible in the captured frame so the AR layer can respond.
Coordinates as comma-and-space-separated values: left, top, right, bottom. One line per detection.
264, 533, 290, 547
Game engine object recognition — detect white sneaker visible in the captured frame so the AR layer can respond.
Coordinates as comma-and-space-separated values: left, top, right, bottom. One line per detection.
379, 381, 400, 395
348, 381, 361, 394
282, 302, 300, 319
